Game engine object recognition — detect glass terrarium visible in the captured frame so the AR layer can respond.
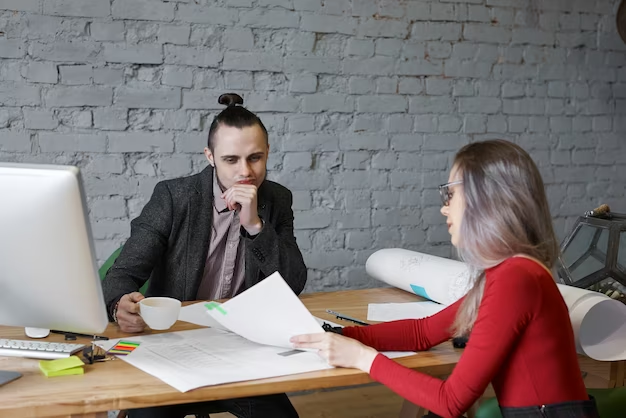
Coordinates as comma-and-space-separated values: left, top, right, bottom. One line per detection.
557, 205, 626, 304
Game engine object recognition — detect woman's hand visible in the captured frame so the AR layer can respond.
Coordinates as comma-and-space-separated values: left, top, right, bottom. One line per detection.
290, 332, 379, 373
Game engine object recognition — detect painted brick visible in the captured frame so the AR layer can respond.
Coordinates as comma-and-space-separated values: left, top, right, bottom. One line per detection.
94, 108, 129, 131
0, 39, 26, 58
301, 14, 357, 35
302, 94, 353, 113
0, 132, 31, 152
44, 0, 110, 18
23, 109, 58, 130
30, 41, 99, 62
0, 0, 39, 12
158, 25, 191, 45
91, 22, 125, 42
21, 61, 58, 83
112, 0, 175, 22
0, 85, 41, 106
108, 132, 174, 153
59, 65, 93, 85
165, 46, 222, 67
39, 133, 106, 153
45, 87, 112, 107
240, 9, 299, 28
176, 5, 238, 25
103, 44, 163, 64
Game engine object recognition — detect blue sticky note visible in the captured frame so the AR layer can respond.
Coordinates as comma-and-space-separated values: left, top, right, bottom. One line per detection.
410, 284, 431, 300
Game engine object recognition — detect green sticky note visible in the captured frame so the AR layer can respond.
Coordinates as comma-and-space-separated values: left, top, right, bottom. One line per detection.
204, 302, 227, 315
39, 356, 84, 377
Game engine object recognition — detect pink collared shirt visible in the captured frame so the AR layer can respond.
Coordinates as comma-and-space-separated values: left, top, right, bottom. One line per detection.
196, 175, 246, 300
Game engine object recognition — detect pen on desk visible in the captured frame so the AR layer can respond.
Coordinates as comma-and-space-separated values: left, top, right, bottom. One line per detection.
325, 309, 370, 326
51, 330, 109, 341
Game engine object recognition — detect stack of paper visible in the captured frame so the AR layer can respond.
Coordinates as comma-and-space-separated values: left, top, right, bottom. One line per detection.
97, 272, 332, 392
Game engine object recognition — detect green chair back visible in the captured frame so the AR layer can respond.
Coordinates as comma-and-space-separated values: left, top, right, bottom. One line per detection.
474, 397, 501, 418
98, 246, 149, 295
588, 387, 626, 418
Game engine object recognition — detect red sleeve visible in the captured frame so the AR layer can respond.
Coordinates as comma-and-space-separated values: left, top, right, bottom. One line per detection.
342, 298, 461, 352
366, 267, 539, 418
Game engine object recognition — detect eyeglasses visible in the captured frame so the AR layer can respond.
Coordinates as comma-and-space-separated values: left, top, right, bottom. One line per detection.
439, 180, 463, 207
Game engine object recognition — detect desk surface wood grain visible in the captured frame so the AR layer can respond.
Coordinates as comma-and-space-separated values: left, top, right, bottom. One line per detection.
0, 288, 462, 418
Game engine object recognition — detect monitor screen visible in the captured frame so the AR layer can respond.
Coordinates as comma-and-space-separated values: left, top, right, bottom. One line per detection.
0, 163, 108, 335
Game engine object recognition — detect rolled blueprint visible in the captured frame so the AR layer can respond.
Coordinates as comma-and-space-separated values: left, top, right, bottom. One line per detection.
365, 248, 473, 306
558, 284, 626, 361
366, 248, 626, 361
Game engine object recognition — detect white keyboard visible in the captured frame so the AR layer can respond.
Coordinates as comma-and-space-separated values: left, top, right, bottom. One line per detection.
0, 339, 86, 360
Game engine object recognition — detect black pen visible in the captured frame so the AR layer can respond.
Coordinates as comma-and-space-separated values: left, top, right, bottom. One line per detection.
326, 309, 370, 326
51, 330, 109, 341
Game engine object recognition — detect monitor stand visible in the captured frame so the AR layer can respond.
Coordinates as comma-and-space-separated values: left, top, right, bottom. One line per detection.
0, 370, 22, 387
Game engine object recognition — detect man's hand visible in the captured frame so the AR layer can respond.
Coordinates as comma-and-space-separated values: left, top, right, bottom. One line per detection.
115, 292, 146, 333
290, 333, 379, 373
221, 183, 263, 235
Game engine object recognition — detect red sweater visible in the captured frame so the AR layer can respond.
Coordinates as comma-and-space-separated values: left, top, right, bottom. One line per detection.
343, 257, 588, 417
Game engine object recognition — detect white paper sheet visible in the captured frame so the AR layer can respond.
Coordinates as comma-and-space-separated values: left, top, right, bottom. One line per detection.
96, 328, 332, 392
205, 271, 324, 348
366, 248, 472, 305
367, 302, 446, 322
178, 301, 226, 329
366, 248, 626, 361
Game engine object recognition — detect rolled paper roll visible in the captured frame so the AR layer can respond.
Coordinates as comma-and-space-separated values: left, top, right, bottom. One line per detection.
365, 248, 472, 306
558, 284, 626, 361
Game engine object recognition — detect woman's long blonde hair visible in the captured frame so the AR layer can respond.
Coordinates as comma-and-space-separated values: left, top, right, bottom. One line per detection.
451, 140, 559, 337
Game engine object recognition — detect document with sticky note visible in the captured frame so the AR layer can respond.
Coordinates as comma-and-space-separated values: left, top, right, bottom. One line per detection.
39, 356, 84, 377
204, 271, 324, 348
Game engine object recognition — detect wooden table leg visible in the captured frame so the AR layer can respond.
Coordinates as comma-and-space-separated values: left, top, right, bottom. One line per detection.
609, 360, 625, 388
399, 400, 426, 418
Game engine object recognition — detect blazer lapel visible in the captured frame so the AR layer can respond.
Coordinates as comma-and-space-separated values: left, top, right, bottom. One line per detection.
185, 166, 214, 299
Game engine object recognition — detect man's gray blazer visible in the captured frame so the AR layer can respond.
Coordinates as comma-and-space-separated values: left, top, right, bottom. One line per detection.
102, 166, 307, 319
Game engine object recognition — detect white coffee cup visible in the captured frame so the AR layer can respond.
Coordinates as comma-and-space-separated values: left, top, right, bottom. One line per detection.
139, 297, 181, 330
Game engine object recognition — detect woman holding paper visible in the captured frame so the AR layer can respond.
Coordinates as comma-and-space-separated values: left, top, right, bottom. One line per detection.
291, 140, 599, 418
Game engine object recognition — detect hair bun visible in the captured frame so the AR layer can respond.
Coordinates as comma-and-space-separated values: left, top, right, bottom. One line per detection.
218, 93, 244, 107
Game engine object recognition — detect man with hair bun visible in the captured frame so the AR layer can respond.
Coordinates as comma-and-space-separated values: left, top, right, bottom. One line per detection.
103, 93, 305, 418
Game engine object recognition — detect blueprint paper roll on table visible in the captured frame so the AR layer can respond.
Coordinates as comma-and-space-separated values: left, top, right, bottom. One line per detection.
365, 248, 472, 306
558, 284, 626, 361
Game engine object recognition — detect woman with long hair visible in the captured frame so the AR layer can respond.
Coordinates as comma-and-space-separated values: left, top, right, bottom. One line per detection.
292, 139, 599, 417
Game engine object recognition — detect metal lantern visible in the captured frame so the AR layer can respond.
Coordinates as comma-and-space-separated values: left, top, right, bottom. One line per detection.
557, 205, 626, 304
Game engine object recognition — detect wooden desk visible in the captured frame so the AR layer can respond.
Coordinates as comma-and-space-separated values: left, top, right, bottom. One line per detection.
0, 288, 462, 418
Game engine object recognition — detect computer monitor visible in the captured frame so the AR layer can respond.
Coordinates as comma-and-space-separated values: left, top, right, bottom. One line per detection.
0, 163, 108, 335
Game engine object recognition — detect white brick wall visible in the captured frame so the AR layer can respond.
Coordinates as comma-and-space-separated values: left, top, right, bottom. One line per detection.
1, 0, 625, 292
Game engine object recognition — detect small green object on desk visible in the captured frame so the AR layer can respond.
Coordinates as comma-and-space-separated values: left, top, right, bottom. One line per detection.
39, 356, 84, 377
